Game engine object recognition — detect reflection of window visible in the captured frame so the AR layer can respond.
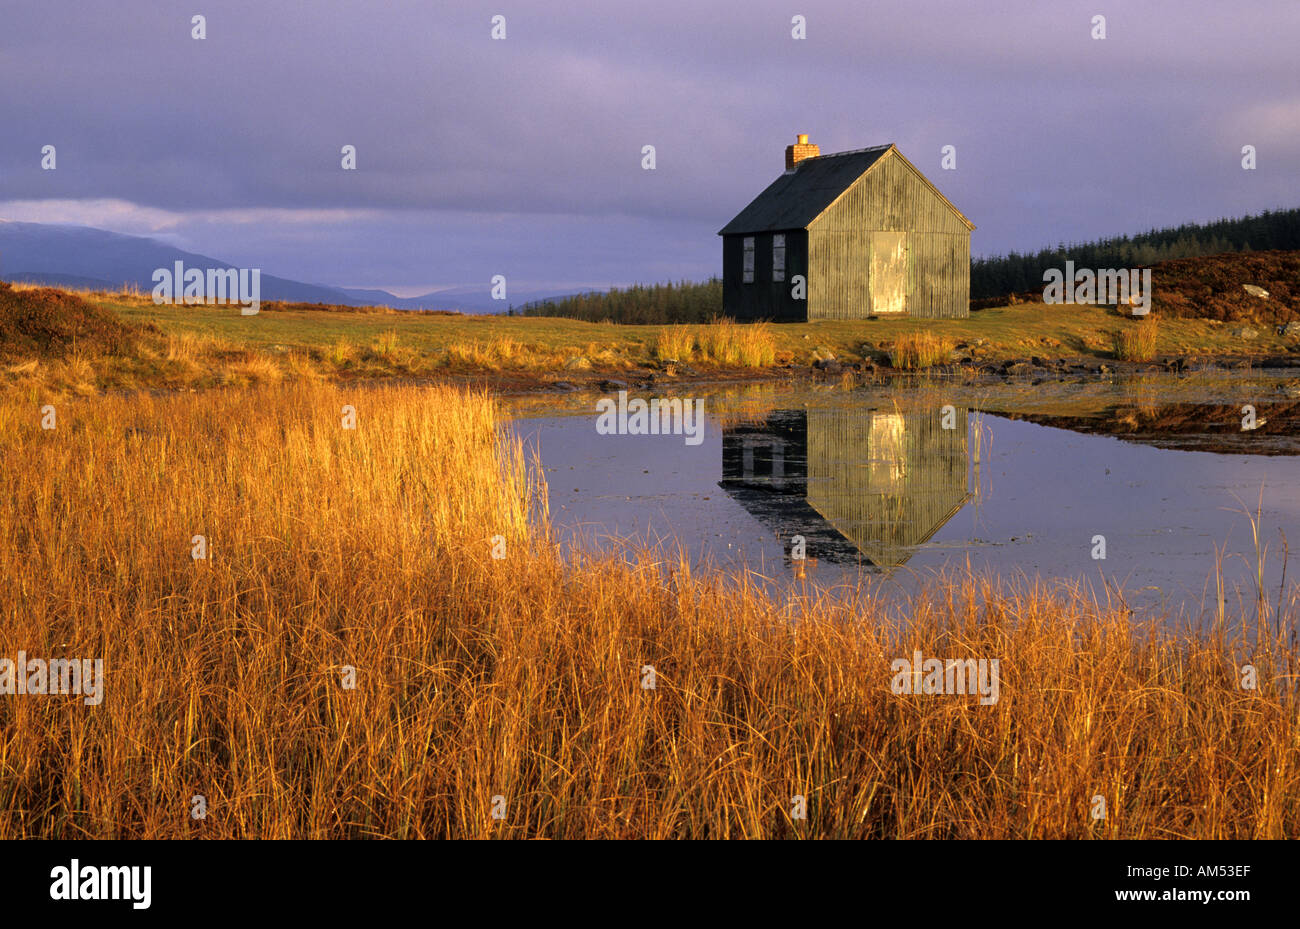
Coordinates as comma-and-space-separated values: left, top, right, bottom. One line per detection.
742, 237, 755, 283
772, 234, 786, 282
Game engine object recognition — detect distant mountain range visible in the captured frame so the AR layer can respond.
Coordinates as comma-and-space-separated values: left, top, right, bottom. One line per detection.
0, 220, 587, 313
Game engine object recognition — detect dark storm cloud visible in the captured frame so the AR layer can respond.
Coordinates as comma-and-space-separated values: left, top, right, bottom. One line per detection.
1, 0, 1296, 288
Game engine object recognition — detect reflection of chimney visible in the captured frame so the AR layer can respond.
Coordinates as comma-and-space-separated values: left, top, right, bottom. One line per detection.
785, 133, 820, 170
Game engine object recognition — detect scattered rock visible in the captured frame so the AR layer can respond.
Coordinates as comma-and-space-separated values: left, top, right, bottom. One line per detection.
1280, 322, 1300, 338
550, 381, 578, 392
1242, 284, 1270, 299
598, 378, 628, 391
1230, 326, 1260, 340
817, 360, 844, 374
563, 355, 591, 371
1098, 363, 1113, 375
1279, 380, 1300, 399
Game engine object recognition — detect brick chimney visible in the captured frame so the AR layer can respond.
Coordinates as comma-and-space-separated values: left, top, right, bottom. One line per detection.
785, 133, 820, 170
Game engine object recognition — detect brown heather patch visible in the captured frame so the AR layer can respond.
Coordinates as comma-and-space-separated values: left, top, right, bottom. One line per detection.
973, 250, 1300, 327
0, 281, 140, 360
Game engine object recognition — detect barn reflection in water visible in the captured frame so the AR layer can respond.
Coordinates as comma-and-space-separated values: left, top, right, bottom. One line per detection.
719, 408, 972, 569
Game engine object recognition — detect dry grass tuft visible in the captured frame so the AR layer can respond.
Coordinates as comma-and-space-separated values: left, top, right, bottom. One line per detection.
654, 325, 696, 362
889, 331, 955, 370
1113, 316, 1160, 361
696, 318, 776, 367
370, 329, 402, 362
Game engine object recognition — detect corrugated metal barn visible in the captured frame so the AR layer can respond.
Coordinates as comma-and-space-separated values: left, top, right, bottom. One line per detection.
718, 136, 975, 321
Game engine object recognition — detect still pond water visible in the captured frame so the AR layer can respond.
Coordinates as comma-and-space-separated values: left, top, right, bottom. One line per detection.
512, 377, 1300, 619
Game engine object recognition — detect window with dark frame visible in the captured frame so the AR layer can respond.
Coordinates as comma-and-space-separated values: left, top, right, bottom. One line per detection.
772, 234, 785, 282
742, 237, 755, 283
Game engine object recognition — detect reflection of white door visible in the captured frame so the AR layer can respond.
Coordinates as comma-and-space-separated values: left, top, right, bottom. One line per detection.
867, 413, 906, 490
870, 231, 907, 314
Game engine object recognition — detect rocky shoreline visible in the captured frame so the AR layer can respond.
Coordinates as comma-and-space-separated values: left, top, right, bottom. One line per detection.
523, 351, 1300, 396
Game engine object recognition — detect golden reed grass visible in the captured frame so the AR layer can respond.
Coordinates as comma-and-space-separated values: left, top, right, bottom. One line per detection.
653, 324, 696, 362
889, 331, 955, 370
1113, 316, 1160, 361
654, 319, 776, 368
0, 382, 1296, 838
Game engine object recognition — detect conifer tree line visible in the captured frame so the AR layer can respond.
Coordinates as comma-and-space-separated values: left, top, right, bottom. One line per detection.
970, 207, 1300, 298
519, 278, 723, 323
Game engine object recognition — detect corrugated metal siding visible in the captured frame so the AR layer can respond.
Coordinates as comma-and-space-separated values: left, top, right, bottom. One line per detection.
906, 232, 970, 319
808, 152, 970, 319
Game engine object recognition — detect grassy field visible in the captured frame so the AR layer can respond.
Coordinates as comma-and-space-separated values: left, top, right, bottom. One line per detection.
4, 281, 1295, 398
102, 291, 1293, 365
1, 380, 1296, 838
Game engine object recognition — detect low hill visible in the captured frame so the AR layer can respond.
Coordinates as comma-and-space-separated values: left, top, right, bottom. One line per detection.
0, 281, 142, 359
973, 249, 1300, 326
0, 220, 572, 313
1149, 250, 1298, 323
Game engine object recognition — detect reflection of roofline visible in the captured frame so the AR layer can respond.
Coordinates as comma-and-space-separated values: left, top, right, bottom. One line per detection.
911, 494, 974, 547
717, 479, 868, 565
807, 491, 973, 568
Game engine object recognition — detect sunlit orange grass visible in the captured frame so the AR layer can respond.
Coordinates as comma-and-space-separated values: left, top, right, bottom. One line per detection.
1113, 315, 1160, 362
445, 336, 558, 371
0, 381, 1295, 838
697, 317, 777, 367
888, 331, 955, 370
654, 325, 696, 363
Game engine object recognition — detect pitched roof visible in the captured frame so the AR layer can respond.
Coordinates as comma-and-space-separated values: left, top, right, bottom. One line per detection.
717, 144, 893, 236
717, 143, 975, 236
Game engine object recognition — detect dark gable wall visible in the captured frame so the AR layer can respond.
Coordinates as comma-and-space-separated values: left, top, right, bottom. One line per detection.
721, 230, 809, 321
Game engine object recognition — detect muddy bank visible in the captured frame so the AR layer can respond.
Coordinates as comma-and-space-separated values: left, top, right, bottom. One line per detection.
990, 397, 1300, 455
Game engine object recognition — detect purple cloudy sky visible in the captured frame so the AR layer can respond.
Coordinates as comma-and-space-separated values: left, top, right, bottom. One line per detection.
1, 0, 1296, 295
